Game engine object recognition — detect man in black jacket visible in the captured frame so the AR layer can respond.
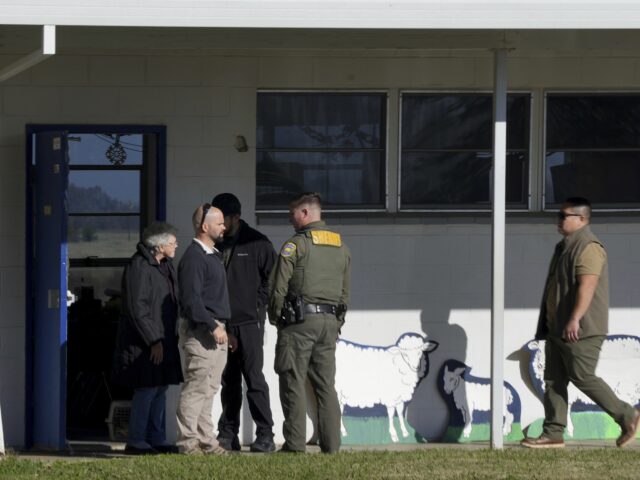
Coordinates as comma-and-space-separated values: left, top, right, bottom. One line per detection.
211, 193, 277, 453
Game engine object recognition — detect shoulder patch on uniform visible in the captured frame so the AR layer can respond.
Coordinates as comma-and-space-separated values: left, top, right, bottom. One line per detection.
311, 230, 342, 247
280, 242, 297, 257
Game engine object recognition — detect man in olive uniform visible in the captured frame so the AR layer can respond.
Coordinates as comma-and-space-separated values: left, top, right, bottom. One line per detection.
268, 192, 350, 453
521, 197, 640, 449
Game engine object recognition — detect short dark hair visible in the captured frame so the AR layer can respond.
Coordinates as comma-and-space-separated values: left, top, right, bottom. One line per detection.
211, 193, 241, 216
289, 192, 322, 210
564, 197, 592, 220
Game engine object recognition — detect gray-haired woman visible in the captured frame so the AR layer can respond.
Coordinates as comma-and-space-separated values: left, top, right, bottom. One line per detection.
113, 222, 183, 454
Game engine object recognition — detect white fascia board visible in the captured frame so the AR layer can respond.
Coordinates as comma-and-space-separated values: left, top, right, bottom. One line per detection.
1, 1, 640, 29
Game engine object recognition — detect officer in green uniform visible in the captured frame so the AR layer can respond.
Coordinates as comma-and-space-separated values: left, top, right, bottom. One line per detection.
268, 192, 350, 453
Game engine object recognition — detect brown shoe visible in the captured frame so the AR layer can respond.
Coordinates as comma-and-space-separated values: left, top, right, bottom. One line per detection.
617, 408, 640, 448
520, 436, 565, 449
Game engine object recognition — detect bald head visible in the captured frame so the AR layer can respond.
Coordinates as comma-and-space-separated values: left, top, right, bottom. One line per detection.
192, 204, 226, 246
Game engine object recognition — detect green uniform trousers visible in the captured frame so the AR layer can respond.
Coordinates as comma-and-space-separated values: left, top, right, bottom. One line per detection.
542, 335, 636, 440
274, 313, 341, 453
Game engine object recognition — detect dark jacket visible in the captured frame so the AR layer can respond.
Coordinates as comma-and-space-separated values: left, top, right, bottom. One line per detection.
113, 243, 183, 388
178, 240, 231, 330
219, 220, 277, 327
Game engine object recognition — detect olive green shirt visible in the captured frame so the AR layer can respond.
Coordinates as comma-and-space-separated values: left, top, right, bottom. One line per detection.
545, 242, 606, 330
268, 220, 351, 326
536, 225, 609, 340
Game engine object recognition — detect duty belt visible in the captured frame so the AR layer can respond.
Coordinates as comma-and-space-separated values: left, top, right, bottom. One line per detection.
304, 303, 336, 314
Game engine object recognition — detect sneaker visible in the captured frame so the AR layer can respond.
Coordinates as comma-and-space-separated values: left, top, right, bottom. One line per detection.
520, 436, 565, 449
124, 445, 159, 455
201, 444, 229, 455
617, 408, 640, 448
152, 444, 179, 454
178, 445, 204, 455
250, 436, 276, 453
217, 435, 241, 451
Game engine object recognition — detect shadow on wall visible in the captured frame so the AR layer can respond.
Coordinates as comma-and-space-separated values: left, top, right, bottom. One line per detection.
407, 311, 469, 442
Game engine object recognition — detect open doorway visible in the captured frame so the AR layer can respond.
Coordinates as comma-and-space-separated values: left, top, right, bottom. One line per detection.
27, 125, 166, 448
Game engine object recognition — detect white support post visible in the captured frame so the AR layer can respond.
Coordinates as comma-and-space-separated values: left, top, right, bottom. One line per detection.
0, 25, 56, 83
491, 48, 508, 450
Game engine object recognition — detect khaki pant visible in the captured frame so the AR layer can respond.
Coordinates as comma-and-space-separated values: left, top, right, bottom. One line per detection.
275, 313, 341, 453
177, 322, 227, 453
543, 335, 636, 440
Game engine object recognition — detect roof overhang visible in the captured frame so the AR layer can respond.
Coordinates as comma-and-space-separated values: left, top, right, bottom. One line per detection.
2, 1, 640, 30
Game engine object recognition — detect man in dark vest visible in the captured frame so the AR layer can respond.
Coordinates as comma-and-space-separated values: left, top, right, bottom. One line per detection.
268, 192, 351, 453
211, 193, 277, 453
521, 197, 640, 449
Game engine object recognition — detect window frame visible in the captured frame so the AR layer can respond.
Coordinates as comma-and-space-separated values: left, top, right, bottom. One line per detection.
397, 90, 533, 213
255, 89, 390, 213
543, 90, 640, 212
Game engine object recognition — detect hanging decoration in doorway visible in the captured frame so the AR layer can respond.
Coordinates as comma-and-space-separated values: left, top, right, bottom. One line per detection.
106, 134, 127, 165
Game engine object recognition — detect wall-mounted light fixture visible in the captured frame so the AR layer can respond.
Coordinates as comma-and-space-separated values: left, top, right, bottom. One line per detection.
234, 135, 248, 152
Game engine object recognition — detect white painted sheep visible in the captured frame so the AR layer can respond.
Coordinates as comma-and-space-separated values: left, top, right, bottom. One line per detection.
441, 361, 517, 438
308, 332, 438, 443
525, 335, 640, 437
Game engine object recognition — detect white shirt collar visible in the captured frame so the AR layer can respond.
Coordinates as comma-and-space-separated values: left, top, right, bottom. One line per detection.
193, 238, 219, 255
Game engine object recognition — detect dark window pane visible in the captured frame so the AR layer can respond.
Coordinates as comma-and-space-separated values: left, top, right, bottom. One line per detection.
545, 151, 640, 207
68, 216, 139, 259
400, 93, 530, 209
547, 96, 640, 149
256, 151, 384, 209
401, 152, 527, 209
68, 133, 144, 165
401, 94, 529, 150
68, 171, 140, 213
257, 93, 385, 149
68, 267, 124, 305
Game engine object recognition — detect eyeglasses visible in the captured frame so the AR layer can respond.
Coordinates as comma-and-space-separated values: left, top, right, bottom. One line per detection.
166, 241, 178, 248
200, 203, 212, 227
557, 212, 582, 220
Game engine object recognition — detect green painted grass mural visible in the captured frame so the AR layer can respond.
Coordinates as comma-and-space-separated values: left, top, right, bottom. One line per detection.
340, 417, 426, 445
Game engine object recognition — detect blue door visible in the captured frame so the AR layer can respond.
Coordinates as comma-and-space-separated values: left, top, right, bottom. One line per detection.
31, 131, 68, 449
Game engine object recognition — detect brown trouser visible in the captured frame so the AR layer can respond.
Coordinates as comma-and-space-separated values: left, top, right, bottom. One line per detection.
177, 322, 228, 453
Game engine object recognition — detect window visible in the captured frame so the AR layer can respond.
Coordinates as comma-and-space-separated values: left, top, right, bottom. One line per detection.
256, 92, 387, 210
67, 133, 158, 264
545, 94, 640, 209
400, 93, 530, 210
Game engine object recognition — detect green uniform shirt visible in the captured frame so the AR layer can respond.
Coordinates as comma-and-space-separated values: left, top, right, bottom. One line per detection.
268, 220, 351, 326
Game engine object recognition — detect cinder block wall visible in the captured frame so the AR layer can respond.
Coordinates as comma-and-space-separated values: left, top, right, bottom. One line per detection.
2, 42, 640, 445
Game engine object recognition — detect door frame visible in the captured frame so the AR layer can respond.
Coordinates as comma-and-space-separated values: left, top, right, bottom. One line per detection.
25, 124, 166, 449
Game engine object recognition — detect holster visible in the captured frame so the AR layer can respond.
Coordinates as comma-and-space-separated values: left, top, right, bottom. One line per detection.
279, 296, 305, 326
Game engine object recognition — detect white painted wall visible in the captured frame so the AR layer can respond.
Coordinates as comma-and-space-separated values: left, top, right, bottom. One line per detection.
2, 37, 640, 446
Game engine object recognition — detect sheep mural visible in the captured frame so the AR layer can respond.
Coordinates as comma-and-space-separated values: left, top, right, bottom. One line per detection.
524, 335, 640, 439
307, 332, 438, 444
438, 359, 522, 442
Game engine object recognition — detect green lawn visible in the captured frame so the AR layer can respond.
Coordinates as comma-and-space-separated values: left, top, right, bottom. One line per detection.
2, 448, 639, 480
